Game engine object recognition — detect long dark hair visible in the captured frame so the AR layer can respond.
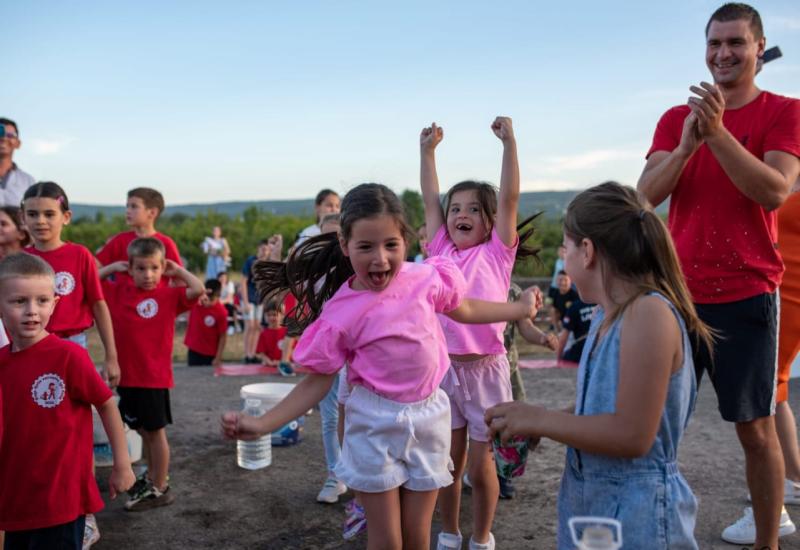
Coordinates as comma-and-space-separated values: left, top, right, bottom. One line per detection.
253, 183, 412, 334
443, 180, 539, 260
563, 181, 713, 352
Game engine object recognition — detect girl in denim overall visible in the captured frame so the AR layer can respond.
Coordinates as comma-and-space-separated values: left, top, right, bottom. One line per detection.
486, 182, 714, 549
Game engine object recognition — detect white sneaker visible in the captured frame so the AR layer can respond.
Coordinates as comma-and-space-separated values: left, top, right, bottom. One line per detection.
462, 472, 472, 489
721, 506, 796, 544
437, 531, 463, 550
747, 479, 800, 506
469, 533, 495, 550
316, 477, 347, 503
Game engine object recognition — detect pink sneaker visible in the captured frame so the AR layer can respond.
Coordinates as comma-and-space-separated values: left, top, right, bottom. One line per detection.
343, 500, 367, 540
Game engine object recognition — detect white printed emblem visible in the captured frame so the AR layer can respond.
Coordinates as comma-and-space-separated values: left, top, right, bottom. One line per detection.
204, 315, 216, 327
31, 374, 66, 408
54, 271, 76, 296
136, 298, 159, 319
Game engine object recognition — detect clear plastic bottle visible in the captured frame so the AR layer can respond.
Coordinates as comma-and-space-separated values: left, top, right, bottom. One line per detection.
236, 398, 272, 470
568, 517, 622, 550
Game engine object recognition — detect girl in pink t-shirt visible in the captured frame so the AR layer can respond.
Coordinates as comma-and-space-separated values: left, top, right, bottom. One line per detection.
222, 183, 540, 549
420, 117, 538, 549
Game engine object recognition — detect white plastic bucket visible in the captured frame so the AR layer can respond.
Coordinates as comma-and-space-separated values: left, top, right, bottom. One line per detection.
239, 382, 295, 410
92, 397, 143, 466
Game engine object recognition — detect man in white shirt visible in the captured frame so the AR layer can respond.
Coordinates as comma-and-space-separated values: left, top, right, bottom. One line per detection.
0, 118, 35, 206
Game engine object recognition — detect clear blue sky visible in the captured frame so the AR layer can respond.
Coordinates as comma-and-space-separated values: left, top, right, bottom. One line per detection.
5, 1, 799, 205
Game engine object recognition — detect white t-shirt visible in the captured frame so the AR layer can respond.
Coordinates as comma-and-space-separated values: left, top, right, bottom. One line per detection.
294, 223, 321, 248
0, 319, 8, 348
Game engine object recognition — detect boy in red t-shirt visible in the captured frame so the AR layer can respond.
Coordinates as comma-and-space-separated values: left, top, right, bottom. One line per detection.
100, 238, 204, 511
95, 187, 182, 282
0, 253, 134, 548
184, 278, 228, 367
255, 300, 291, 367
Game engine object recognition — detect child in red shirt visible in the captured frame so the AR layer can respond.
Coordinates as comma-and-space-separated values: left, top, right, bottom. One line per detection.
22, 182, 121, 386
95, 187, 182, 284
184, 278, 228, 367
0, 253, 134, 549
255, 300, 291, 366
100, 237, 204, 511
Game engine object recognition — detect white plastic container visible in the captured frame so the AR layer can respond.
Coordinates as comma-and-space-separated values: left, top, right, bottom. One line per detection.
92, 398, 143, 466
239, 382, 295, 409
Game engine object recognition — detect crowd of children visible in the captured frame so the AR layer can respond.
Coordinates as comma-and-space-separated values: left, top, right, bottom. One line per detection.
2, 33, 799, 546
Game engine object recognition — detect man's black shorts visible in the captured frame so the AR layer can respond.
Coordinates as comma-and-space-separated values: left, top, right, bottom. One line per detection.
693, 292, 778, 423
117, 387, 172, 431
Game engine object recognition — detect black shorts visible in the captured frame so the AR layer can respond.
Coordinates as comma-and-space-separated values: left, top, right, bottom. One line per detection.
5, 515, 86, 550
694, 292, 778, 423
187, 348, 215, 366
117, 387, 172, 431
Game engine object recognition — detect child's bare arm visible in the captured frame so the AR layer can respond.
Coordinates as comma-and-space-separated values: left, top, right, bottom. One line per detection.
517, 318, 557, 351
96, 396, 136, 498
213, 332, 227, 367
492, 116, 520, 247
164, 260, 205, 300
98, 261, 128, 279
486, 296, 679, 458
92, 300, 120, 387
447, 287, 542, 325
268, 235, 283, 261
420, 123, 446, 242
221, 373, 336, 439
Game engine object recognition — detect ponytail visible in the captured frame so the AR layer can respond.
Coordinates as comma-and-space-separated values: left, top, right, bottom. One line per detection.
515, 212, 543, 262
253, 232, 353, 335
564, 182, 714, 355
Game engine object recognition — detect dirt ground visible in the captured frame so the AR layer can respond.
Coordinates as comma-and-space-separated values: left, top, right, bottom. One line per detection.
92, 362, 800, 549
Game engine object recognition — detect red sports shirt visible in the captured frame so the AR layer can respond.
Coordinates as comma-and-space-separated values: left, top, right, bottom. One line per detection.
25, 243, 105, 337
103, 278, 195, 388
184, 301, 227, 357
647, 91, 800, 303
0, 335, 113, 531
256, 326, 289, 361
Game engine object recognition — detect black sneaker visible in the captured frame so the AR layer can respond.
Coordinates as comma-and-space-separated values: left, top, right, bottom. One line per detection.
498, 476, 515, 499
127, 470, 149, 497
125, 480, 175, 511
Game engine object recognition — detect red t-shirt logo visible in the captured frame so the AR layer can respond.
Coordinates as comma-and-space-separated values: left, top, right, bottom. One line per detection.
136, 299, 159, 319
54, 272, 76, 296
31, 374, 66, 408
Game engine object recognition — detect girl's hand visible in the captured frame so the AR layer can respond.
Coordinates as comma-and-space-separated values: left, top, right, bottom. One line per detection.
491, 116, 515, 143
420, 123, 444, 152
485, 401, 545, 445
221, 411, 266, 441
109, 465, 136, 499
519, 286, 543, 319
540, 331, 558, 351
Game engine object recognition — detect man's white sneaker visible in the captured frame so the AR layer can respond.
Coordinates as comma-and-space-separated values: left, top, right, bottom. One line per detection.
721, 506, 796, 544
747, 479, 800, 506
316, 477, 347, 503
469, 533, 495, 550
437, 531, 463, 550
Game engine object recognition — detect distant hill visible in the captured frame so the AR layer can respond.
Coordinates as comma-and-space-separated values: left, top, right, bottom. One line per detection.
71, 190, 666, 221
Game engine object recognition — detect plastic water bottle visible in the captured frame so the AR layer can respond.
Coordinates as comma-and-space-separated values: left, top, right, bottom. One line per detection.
236, 398, 272, 470
568, 517, 622, 550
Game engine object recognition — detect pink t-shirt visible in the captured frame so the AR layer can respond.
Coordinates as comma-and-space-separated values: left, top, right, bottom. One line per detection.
292, 257, 466, 403
426, 225, 518, 355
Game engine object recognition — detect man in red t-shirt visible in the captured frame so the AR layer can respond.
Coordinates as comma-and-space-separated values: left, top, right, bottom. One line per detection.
100, 237, 204, 512
95, 187, 182, 284
638, 5, 800, 547
0, 253, 134, 548
184, 278, 228, 367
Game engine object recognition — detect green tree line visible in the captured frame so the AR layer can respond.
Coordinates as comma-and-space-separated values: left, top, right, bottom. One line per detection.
63, 192, 564, 278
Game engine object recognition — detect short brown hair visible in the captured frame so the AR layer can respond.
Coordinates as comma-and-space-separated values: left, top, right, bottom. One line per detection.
706, 3, 763, 40
127, 237, 166, 263
0, 253, 55, 286
128, 187, 165, 218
